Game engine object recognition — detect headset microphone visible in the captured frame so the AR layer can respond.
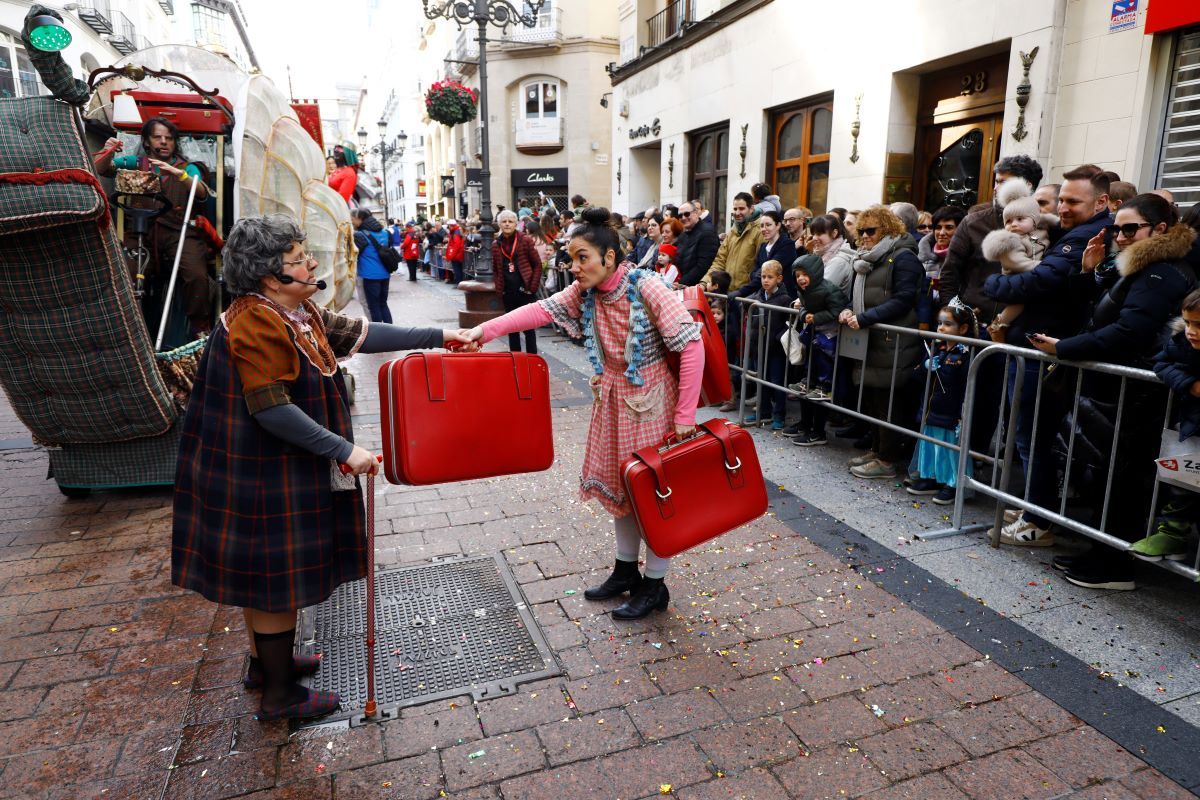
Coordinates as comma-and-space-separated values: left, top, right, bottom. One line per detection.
276, 274, 327, 290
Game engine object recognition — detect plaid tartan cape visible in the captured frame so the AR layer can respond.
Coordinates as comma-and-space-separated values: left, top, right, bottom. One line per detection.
171, 300, 366, 612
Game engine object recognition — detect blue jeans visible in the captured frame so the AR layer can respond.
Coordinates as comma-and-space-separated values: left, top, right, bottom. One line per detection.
362, 278, 393, 323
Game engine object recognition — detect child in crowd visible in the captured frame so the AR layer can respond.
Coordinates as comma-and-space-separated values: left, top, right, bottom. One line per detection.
656, 243, 680, 285
907, 299, 976, 505
702, 269, 732, 296
746, 260, 793, 430
785, 254, 848, 446
710, 298, 727, 328
1143, 289, 1200, 561
981, 177, 1059, 342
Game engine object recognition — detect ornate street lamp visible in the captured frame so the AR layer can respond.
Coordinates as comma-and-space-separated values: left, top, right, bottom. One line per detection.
422, 0, 547, 327
360, 121, 408, 221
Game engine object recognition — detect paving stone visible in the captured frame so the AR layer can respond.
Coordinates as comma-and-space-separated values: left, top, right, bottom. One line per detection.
1023, 727, 1147, 789
440, 729, 545, 791
0, 737, 124, 795
943, 748, 1072, 800
859, 772, 970, 800
1118, 767, 1197, 799
782, 693, 890, 749
238, 778, 333, 800
45, 773, 165, 800
476, 679, 569, 736
1004, 690, 1083, 735
626, 687, 729, 741
175, 719, 235, 766
712, 671, 809, 721
0, 685, 43, 721
536, 709, 640, 765
736, 605, 814, 640
677, 766, 792, 800
860, 675, 961, 725
382, 702, 482, 759
278, 723, 385, 784
113, 728, 178, 776
857, 721, 971, 781
564, 669, 661, 713
697, 715, 806, 771
499, 759, 616, 800
938, 661, 1031, 705
772, 746, 890, 799
598, 737, 713, 799
1064, 781, 1142, 800
646, 653, 741, 694
933, 698, 1045, 757
788, 653, 879, 701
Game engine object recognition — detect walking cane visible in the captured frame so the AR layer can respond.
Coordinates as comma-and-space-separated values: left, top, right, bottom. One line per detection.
155, 173, 201, 350
341, 454, 383, 718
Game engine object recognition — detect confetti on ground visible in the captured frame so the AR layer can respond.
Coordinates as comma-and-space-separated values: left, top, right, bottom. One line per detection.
870, 704, 886, 718
660, 784, 673, 795
564, 589, 577, 595
468, 750, 486, 759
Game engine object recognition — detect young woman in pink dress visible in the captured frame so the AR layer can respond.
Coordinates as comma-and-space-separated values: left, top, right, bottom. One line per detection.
465, 207, 704, 619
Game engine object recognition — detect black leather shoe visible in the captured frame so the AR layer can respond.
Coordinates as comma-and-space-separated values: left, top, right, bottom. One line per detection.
584, 559, 641, 600
612, 577, 670, 620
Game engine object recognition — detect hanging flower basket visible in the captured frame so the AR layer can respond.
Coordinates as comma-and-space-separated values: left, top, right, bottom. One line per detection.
425, 80, 478, 127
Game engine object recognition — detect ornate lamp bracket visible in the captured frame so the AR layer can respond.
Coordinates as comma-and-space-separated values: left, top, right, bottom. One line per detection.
849, 93, 863, 164
738, 124, 748, 179
1013, 46, 1039, 142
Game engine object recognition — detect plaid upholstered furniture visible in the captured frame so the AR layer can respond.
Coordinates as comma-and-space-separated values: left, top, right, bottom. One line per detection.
0, 96, 181, 492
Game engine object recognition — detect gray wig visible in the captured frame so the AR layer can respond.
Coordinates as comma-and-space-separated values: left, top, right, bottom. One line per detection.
222, 215, 306, 296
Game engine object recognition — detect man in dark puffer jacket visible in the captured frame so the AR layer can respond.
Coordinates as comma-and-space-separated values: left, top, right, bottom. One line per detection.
940, 154, 1045, 459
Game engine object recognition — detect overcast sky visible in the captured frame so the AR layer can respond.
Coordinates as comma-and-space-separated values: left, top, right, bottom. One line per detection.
242, 0, 374, 100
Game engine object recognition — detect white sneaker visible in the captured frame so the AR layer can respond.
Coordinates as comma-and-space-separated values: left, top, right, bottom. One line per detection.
997, 514, 1054, 547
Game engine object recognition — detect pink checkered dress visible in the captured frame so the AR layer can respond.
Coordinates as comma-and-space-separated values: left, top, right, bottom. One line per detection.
541, 266, 700, 517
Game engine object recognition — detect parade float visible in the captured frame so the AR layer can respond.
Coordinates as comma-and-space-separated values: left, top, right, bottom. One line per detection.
0, 6, 356, 496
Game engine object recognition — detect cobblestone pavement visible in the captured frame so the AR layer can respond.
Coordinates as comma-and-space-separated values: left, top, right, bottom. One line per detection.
0, 276, 1195, 799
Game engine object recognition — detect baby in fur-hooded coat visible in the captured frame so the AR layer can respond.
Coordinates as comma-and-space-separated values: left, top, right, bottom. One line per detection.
981, 177, 1060, 342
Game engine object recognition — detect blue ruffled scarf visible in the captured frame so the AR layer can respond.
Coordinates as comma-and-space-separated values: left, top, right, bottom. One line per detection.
582, 267, 656, 386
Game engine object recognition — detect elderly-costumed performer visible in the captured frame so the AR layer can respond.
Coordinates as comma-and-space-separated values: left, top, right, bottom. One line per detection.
172, 215, 475, 721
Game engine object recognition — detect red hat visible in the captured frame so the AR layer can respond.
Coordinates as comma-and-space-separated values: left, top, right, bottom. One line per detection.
658, 243, 678, 262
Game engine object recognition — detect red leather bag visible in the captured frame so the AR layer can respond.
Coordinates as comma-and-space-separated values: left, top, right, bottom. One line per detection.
679, 286, 733, 407
378, 352, 554, 485
621, 418, 767, 557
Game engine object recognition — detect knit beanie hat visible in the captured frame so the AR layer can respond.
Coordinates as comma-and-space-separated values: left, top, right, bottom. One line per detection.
658, 243, 678, 262
997, 177, 1042, 224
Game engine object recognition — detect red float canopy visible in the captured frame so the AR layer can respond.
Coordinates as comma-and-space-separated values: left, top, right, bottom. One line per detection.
1145, 0, 1200, 34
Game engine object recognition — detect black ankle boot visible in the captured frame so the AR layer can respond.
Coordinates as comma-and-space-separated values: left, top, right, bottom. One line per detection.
612, 577, 669, 620
584, 559, 642, 600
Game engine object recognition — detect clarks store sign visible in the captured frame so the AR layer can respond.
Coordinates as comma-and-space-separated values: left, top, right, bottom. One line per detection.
511, 168, 568, 187
629, 118, 661, 140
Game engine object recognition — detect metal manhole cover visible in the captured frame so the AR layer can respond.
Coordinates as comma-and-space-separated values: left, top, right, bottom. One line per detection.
296, 554, 559, 726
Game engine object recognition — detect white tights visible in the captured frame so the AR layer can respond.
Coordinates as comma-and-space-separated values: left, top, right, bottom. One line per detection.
613, 514, 670, 579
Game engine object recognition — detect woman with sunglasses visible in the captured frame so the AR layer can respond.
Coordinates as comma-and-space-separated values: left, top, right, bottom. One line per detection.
1028, 193, 1197, 590
172, 215, 477, 721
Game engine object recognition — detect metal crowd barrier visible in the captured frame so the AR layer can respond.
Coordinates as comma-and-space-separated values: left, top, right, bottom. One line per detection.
717, 295, 1199, 583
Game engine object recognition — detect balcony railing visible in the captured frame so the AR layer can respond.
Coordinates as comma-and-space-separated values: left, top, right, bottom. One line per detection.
455, 29, 479, 72
76, 0, 113, 35
136, 35, 155, 52
646, 0, 696, 49
158, 0, 175, 14
108, 10, 136, 55
499, 5, 563, 47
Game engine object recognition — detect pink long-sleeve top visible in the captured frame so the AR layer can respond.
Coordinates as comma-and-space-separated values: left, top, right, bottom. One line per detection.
481, 270, 704, 425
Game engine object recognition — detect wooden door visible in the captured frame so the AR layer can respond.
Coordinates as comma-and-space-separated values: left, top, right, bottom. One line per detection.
917, 115, 1002, 211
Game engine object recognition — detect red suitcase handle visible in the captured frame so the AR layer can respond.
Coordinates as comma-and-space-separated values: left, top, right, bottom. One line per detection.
629, 419, 745, 516
419, 352, 534, 402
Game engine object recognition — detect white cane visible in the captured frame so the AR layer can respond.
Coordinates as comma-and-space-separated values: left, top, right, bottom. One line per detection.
155, 174, 201, 351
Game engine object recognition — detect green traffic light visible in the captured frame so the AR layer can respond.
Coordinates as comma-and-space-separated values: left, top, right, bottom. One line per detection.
29, 16, 72, 53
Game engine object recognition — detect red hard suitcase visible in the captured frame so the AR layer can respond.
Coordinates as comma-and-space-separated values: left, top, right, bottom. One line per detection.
621, 418, 767, 557
111, 90, 234, 135
378, 352, 554, 485
678, 286, 733, 407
